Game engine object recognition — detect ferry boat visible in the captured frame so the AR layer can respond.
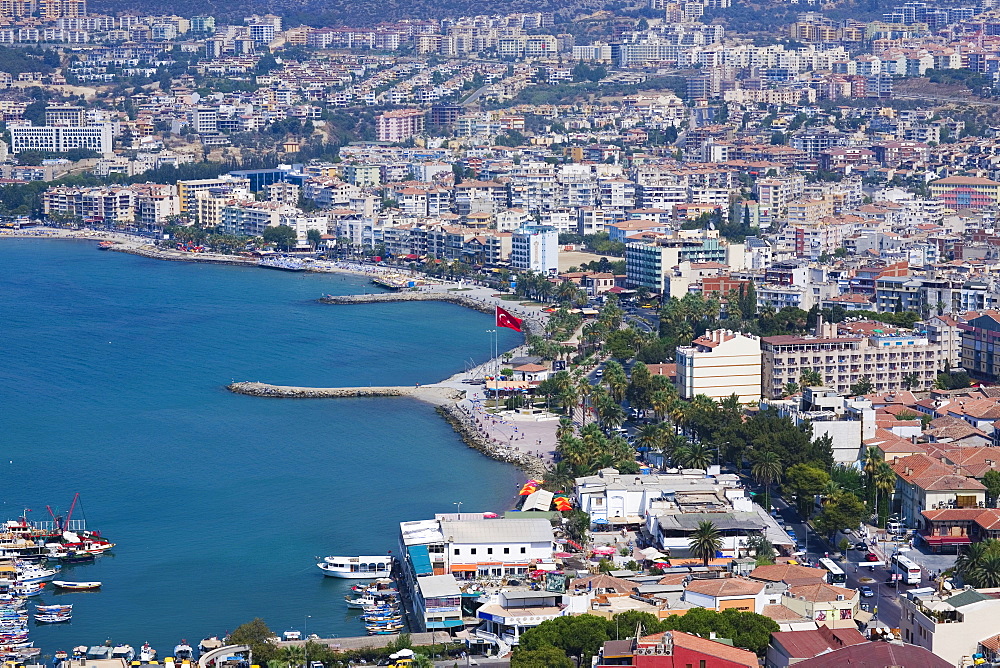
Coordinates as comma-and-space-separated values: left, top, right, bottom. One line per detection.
317, 555, 393, 579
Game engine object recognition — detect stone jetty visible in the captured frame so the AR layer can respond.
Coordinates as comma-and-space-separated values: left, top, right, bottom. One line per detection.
109, 244, 258, 267
319, 291, 494, 315
227, 381, 463, 404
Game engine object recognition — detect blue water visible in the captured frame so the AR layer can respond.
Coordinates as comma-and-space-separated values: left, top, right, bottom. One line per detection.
0, 240, 522, 655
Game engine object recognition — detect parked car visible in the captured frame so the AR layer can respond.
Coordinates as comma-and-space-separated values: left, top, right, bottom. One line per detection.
855, 542, 867, 551
860, 585, 875, 598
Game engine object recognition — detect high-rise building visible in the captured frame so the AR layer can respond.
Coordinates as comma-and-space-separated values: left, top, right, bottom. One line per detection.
676, 330, 762, 403
375, 109, 425, 143
511, 225, 558, 274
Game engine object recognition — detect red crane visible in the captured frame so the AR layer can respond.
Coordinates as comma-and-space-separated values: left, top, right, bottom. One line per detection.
45, 492, 80, 532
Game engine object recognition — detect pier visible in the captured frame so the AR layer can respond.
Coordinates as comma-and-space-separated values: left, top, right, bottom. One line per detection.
319, 292, 496, 315
275, 631, 457, 651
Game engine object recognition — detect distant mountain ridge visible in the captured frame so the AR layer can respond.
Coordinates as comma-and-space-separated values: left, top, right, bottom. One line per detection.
88, 0, 574, 27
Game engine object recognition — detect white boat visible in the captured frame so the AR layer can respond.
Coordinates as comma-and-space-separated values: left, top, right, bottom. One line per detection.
317, 556, 393, 579
17, 566, 59, 584
281, 631, 301, 641
52, 581, 101, 590
110, 645, 134, 662
173, 642, 194, 660
139, 643, 156, 662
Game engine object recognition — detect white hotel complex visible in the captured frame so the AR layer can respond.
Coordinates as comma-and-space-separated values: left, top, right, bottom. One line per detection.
9, 124, 112, 155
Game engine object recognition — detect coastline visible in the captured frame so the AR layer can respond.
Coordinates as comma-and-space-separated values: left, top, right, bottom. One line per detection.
2, 228, 557, 478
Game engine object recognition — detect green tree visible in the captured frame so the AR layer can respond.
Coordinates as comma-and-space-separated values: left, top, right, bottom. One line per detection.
799, 368, 823, 387
262, 224, 297, 250
783, 464, 830, 517
902, 372, 920, 391
984, 470, 1000, 508
689, 520, 722, 566
849, 375, 874, 396
227, 618, 277, 665
660, 608, 778, 656
815, 492, 866, 540
626, 362, 653, 412
518, 615, 610, 665
306, 228, 322, 249
510, 647, 574, 668
751, 450, 782, 510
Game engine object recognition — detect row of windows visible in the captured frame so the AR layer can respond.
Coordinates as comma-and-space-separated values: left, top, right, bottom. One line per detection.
453, 546, 526, 555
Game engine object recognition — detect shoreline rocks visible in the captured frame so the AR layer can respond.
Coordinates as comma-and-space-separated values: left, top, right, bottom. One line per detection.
436, 403, 548, 478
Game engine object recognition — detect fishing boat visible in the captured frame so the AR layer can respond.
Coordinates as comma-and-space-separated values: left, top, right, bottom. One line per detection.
110, 645, 134, 662
173, 641, 194, 660
318, 556, 393, 579
58, 552, 95, 564
36, 604, 72, 613
198, 637, 223, 655
16, 565, 59, 584
139, 643, 156, 662
345, 594, 396, 609
34, 614, 71, 624
52, 581, 101, 590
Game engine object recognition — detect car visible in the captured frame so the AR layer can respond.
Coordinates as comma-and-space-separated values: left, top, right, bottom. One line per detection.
855, 542, 867, 551
860, 585, 875, 598
865, 552, 880, 562
596, 369, 604, 377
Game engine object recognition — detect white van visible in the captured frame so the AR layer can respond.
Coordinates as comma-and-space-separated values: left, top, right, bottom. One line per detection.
886, 521, 904, 535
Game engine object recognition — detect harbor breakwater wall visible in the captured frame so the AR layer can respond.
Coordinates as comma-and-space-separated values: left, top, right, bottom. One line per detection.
227, 381, 462, 403
109, 244, 258, 267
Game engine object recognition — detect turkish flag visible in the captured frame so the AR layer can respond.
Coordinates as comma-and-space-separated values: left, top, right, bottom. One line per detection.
496, 306, 523, 332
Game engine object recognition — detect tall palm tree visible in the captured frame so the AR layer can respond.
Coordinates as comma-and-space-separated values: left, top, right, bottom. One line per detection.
556, 417, 575, 440
651, 389, 673, 423
635, 423, 664, 454
862, 446, 881, 507
752, 450, 782, 511
544, 461, 579, 492
957, 540, 996, 581
600, 403, 627, 431
689, 521, 723, 566
800, 368, 823, 387
874, 460, 897, 526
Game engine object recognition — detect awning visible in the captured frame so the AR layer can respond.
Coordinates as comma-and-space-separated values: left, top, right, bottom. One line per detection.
609, 515, 644, 524
855, 610, 873, 624
450, 565, 477, 572
407, 545, 433, 577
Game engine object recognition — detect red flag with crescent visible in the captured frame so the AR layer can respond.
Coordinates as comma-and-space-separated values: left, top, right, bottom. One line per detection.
496, 306, 523, 332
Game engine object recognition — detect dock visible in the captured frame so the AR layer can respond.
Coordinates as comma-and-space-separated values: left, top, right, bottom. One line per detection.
275, 631, 459, 651
318, 292, 495, 316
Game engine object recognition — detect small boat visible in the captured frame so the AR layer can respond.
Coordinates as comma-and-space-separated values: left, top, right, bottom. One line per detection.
198, 637, 223, 655
52, 581, 101, 590
318, 555, 393, 579
59, 552, 96, 564
34, 614, 71, 624
139, 643, 156, 662
16, 566, 60, 584
111, 645, 134, 662
173, 641, 194, 661
98, 241, 115, 249
36, 604, 72, 613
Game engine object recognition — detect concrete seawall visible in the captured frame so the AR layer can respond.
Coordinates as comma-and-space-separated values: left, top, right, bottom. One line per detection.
109, 244, 258, 267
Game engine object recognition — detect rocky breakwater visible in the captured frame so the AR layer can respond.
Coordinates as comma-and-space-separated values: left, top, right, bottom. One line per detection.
109, 244, 258, 267
435, 402, 547, 478
319, 292, 494, 315
227, 381, 462, 403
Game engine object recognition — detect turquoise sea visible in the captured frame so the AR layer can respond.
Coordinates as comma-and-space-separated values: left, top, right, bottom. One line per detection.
0, 239, 522, 655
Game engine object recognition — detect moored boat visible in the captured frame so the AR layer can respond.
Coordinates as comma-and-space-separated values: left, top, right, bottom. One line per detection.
52, 581, 101, 590
34, 614, 71, 624
173, 641, 194, 660
139, 643, 156, 662
111, 645, 134, 662
318, 556, 393, 579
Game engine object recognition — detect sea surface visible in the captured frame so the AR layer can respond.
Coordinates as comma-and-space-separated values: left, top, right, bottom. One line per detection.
0, 239, 523, 656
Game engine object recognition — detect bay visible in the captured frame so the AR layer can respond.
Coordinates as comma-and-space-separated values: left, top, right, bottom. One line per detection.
0, 239, 523, 655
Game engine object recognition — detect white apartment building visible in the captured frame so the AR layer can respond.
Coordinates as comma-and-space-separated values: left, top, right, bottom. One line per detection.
10, 124, 112, 155
675, 329, 762, 403
511, 225, 558, 274
899, 588, 1000, 666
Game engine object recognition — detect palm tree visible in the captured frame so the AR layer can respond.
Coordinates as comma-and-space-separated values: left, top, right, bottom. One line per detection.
957, 540, 996, 581
969, 553, 1000, 588
863, 446, 881, 507
675, 441, 714, 470
874, 460, 896, 527
635, 423, 663, 453
651, 389, 674, 423
544, 461, 579, 492
600, 403, 627, 431
752, 450, 782, 510
556, 417, 574, 440
800, 368, 823, 387
689, 520, 723, 566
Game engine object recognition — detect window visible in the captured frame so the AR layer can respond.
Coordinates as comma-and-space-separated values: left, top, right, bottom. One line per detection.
521, 547, 526, 554
470, 548, 477, 555
454, 549, 460, 555
504, 548, 510, 554
700, 661, 706, 668
487, 548, 493, 555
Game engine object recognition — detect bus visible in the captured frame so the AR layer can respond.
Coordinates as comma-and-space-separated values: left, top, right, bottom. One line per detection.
818, 557, 847, 584
892, 554, 922, 585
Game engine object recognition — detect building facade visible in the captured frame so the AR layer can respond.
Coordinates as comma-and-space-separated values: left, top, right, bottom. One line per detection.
675, 329, 762, 403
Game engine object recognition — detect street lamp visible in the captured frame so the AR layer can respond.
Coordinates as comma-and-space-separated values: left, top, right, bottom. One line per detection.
454, 501, 463, 518
304, 615, 311, 668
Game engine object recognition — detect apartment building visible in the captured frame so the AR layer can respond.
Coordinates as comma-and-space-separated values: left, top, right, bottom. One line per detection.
511, 225, 558, 274
675, 329, 762, 403
376, 108, 426, 142
930, 176, 1000, 210
899, 588, 1000, 666
9, 124, 112, 155
960, 311, 1000, 383
761, 329, 942, 398
625, 233, 743, 294
177, 175, 251, 216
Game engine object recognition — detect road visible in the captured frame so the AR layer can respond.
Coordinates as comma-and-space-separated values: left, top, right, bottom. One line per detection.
462, 84, 490, 106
